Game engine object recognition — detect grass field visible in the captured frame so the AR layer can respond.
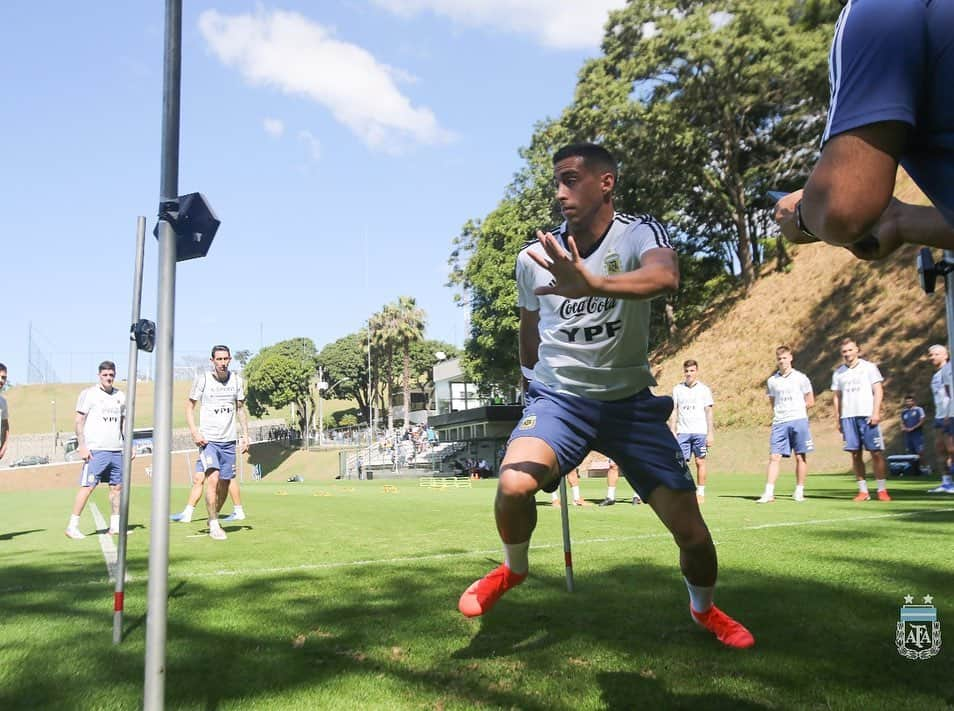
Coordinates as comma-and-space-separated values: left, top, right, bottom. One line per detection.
1, 473, 952, 710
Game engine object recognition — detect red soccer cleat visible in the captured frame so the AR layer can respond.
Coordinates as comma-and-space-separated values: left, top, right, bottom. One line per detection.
853, 492, 871, 502
691, 605, 755, 649
458, 564, 526, 618
877, 490, 892, 502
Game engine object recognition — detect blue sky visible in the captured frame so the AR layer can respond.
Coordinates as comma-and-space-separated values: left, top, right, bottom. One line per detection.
1, 0, 625, 384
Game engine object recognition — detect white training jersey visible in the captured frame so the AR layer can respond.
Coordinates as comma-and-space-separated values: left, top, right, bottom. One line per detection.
516, 212, 673, 400
672, 381, 714, 434
930, 363, 952, 418
767, 369, 813, 424
190, 370, 245, 442
831, 358, 883, 419
76, 386, 125, 451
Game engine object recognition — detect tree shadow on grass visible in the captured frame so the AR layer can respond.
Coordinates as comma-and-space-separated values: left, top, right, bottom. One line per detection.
0, 529, 44, 541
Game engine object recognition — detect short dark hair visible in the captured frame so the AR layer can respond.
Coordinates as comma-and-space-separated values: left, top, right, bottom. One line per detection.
0, 362, 6, 372
553, 143, 618, 179
904, 394, 916, 401
840, 337, 857, 348
98, 361, 116, 373
776, 345, 792, 355
683, 359, 698, 369
211, 345, 231, 358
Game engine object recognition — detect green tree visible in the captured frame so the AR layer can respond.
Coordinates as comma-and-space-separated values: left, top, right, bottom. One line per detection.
244, 337, 318, 437
317, 332, 370, 417
393, 296, 426, 426
369, 304, 400, 431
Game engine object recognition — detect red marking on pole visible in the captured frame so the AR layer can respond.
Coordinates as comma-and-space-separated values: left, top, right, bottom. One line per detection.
114, 591, 124, 612
564, 552, 573, 567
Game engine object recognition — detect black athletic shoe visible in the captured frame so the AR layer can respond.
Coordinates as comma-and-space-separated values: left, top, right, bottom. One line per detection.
598, 497, 616, 507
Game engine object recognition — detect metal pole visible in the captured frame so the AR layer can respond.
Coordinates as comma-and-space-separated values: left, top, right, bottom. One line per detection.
114, 216, 146, 645
558, 476, 574, 593
945, 250, 954, 373
144, 1, 181, 707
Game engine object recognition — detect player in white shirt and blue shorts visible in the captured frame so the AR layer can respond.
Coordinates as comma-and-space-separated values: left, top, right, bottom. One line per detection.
671, 360, 714, 504
757, 346, 814, 503
927, 344, 954, 493
831, 338, 890, 502
171, 345, 249, 540
65, 361, 127, 539
456, 143, 753, 648
0, 362, 9, 463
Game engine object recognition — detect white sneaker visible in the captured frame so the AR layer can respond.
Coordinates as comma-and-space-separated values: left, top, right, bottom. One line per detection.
64, 527, 86, 540
793, 492, 805, 502
756, 495, 775, 504
209, 527, 227, 541
927, 484, 954, 493
170, 512, 192, 523
221, 511, 246, 522
108, 528, 133, 536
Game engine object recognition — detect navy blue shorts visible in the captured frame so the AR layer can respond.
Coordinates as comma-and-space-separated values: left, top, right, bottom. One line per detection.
904, 430, 925, 455
509, 381, 696, 500
677, 433, 707, 460
841, 416, 883, 452
770, 418, 813, 457
196, 441, 236, 480
80, 450, 123, 487
933, 418, 954, 435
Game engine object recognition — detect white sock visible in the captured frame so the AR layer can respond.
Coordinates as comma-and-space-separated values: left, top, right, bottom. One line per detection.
69, 514, 80, 529
943, 475, 952, 486
110, 514, 119, 530
876, 479, 887, 492
503, 541, 530, 575
606, 486, 616, 500
233, 505, 244, 514
182, 504, 195, 516
857, 480, 869, 493
551, 491, 559, 502
764, 483, 775, 497
696, 485, 705, 496
794, 485, 804, 497
572, 485, 581, 500
209, 518, 220, 529
685, 578, 714, 614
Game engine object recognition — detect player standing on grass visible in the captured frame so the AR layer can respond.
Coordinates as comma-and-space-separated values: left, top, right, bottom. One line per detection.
671, 360, 714, 504
831, 338, 890, 502
757, 346, 815, 503
0, 363, 10, 463
457, 143, 754, 649
927, 345, 954, 493
65, 361, 127, 539
170, 345, 249, 540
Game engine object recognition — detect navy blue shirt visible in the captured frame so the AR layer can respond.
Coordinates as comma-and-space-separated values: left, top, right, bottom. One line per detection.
901, 405, 925, 430
824, 0, 954, 226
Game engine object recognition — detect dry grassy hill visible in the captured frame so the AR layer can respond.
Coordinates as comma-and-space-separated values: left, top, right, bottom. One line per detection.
652, 170, 945, 436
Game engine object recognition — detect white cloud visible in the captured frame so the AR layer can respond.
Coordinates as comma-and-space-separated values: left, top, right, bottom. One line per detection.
263, 117, 285, 137
297, 129, 322, 161
372, 0, 626, 50
199, 9, 454, 151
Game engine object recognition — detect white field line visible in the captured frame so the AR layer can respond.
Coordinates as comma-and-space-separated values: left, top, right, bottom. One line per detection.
89, 503, 118, 582
6, 507, 953, 595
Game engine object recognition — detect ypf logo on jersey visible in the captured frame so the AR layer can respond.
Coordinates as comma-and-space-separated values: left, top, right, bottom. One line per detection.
896, 595, 941, 660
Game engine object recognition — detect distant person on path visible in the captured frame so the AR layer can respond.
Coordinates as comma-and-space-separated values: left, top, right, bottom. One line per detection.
65, 361, 127, 539
0, 363, 10, 462
757, 346, 815, 503
170, 345, 249, 540
899, 394, 927, 472
927, 344, 954, 493
774, 0, 954, 259
457, 143, 753, 649
831, 338, 890, 502
671, 360, 714, 504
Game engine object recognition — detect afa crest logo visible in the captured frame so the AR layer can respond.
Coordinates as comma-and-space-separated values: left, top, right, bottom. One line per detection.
604, 252, 622, 275
896, 595, 941, 660
518, 415, 537, 431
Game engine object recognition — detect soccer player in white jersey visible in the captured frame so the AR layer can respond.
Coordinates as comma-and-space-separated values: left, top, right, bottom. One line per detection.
926, 344, 954, 493
457, 143, 753, 649
831, 338, 890, 502
65, 361, 127, 539
170, 345, 249, 540
671, 360, 714, 504
0, 363, 10, 459
757, 346, 814, 503
0, 363, 10, 462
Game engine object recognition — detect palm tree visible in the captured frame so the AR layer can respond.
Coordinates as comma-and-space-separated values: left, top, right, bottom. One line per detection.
394, 296, 426, 428
370, 303, 400, 433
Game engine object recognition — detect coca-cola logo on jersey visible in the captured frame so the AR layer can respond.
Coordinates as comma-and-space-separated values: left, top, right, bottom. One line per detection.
558, 296, 617, 320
